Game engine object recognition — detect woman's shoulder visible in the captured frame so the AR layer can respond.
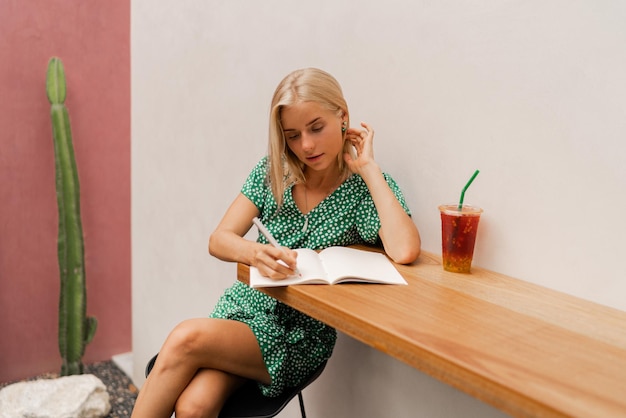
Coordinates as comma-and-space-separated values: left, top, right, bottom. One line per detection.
252, 155, 269, 171
242, 156, 271, 202
342, 171, 407, 207
245, 156, 270, 180
344, 171, 398, 189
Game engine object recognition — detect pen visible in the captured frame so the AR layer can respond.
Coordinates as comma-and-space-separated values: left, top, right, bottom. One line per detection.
252, 217, 300, 275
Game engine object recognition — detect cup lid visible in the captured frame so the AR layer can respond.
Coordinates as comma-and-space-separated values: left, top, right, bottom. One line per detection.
439, 204, 483, 215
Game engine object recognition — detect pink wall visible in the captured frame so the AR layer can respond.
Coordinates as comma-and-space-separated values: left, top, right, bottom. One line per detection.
0, 1, 130, 382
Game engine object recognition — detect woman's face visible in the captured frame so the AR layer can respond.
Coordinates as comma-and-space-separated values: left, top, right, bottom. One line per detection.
280, 101, 345, 174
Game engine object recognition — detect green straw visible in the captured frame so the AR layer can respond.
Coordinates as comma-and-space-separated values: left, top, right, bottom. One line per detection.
458, 169, 480, 210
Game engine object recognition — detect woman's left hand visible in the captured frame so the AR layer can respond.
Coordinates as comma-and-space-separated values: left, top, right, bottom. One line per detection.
343, 121, 421, 264
344, 121, 377, 175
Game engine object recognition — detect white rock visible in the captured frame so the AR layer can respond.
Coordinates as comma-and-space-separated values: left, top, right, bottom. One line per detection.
0, 374, 111, 418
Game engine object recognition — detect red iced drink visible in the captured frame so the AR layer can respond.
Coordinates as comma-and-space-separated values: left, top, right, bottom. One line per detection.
439, 204, 483, 273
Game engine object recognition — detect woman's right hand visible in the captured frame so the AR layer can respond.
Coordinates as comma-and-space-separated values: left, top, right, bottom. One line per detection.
252, 245, 298, 280
209, 193, 300, 277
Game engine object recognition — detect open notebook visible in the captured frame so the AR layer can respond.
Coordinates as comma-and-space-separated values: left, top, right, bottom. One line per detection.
250, 246, 407, 288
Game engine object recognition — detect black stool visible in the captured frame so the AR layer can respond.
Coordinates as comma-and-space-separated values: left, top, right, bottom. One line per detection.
145, 354, 327, 418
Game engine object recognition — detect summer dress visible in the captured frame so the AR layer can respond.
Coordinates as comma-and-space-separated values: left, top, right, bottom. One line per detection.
210, 157, 411, 396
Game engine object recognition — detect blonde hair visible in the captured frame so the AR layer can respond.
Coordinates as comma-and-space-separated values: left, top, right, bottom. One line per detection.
267, 68, 351, 207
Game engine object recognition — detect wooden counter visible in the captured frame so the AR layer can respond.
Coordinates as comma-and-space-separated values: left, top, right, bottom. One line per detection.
237, 246, 626, 417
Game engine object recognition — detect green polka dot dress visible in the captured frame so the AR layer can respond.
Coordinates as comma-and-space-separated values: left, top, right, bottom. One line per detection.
210, 157, 411, 397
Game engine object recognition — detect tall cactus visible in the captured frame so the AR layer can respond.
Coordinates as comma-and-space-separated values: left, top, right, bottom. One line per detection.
46, 57, 97, 375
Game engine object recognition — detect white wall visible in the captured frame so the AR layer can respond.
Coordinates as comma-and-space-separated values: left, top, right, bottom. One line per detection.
132, 1, 626, 416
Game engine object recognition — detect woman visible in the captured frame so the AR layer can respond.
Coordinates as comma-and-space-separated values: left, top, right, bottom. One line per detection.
131, 68, 420, 418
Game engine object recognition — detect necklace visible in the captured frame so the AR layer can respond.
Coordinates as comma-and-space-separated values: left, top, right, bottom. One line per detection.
301, 174, 345, 233
302, 189, 310, 232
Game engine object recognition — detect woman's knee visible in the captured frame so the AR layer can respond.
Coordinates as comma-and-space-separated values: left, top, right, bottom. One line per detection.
157, 319, 212, 368
167, 320, 203, 350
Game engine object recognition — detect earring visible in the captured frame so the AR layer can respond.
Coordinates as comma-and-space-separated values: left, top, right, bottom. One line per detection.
341, 121, 347, 133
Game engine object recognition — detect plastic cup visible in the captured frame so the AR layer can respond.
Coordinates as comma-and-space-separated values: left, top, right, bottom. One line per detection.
439, 204, 483, 273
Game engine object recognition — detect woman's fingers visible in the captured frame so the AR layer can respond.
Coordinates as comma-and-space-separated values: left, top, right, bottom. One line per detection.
343, 122, 377, 174
346, 123, 374, 145
255, 246, 297, 280
360, 121, 374, 137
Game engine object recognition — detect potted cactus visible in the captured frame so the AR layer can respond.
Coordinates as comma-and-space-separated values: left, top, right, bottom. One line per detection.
46, 57, 97, 375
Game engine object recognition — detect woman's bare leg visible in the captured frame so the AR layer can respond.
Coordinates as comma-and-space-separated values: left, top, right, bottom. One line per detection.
131, 318, 271, 418
174, 368, 246, 418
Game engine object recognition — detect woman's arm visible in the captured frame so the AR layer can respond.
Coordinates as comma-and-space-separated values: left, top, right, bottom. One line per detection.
344, 122, 421, 264
208, 193, 298, 279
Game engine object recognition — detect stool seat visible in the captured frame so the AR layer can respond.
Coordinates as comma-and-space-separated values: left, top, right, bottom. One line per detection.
144, 354, 327, 418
